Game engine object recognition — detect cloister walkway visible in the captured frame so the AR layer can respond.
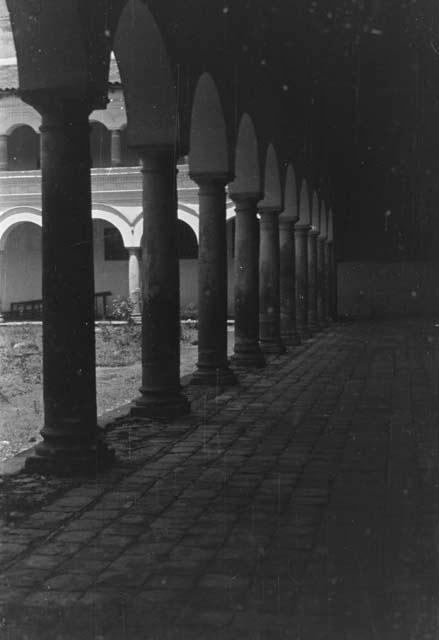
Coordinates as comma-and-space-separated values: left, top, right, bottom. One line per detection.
1, 319, 439, 639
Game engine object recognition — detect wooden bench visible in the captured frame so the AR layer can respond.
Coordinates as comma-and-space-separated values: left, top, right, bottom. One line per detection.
6, 291, 113, 321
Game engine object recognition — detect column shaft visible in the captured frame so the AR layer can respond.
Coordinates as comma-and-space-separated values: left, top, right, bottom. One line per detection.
0, 249, 5, 322
232, 195, 265, 368
128, 247, 141, 318
0, 135, 8, 170
317, 238, 327, 327
259, 209, 285, 354
279, 219, 300, 345
328, 242, 337, 320
295, 226, 311, 339
111, 129, 122, 167
25, 98, 113, 475
324, 241, 331, 323
307, 231, 319, 331
191, 173, 237, 386
131, 148, 190, 417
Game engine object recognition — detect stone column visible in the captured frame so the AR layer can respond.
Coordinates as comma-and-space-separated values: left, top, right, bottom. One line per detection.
328, 241, 337, 321
128, 247, 141, 320
307, 229, 320, 332
231, 193, 265, 368
259, 207, 285, 354
279, 218, 301, 345
110, 129, 122, 167
131, 147, 190, 417
23, 95, 113, 475
295, 224, 312, 339
317, 237, 328, 327
190, 172, 237, 386
0, 135, 8, 170
323, 239, 331, 324
0, 249, 5, 322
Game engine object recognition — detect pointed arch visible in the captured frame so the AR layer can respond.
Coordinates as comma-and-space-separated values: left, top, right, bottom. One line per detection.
328, 209, 334, 242
189, 72, 229, 175
280, 163, 298, 221
311, 191, 320, 231
319, 201, 328, 238
259, 143, 282, 210
113, 0, 177, 147
229, 113, 261, 197
298, 180, 311, 226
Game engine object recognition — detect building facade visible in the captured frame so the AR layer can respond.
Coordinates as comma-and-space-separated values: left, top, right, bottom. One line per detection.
0, 56, 238, 319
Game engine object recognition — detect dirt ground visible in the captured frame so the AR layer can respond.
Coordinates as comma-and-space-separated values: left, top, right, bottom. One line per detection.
0, 323, 233, 463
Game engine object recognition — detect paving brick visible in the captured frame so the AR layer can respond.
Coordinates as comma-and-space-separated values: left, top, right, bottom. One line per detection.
3, 320, 439, 637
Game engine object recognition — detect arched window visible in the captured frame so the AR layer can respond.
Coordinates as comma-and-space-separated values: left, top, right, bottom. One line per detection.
103, 225, 128, 261
8, 125, 39, 170
90, 122, 111, 168
177, 220, 198, 259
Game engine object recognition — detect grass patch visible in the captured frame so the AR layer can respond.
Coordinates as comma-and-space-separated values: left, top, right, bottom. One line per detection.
95, 323, 141, 367
0, 322, 198, 372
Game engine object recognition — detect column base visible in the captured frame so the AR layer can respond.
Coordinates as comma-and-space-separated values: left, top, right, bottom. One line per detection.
231, 346, 266, 369
260, 339, 286, 355
24, 438, 115, 477
281, 331, 301, 346
190, 365, 238, 386
131, 389, 190, 419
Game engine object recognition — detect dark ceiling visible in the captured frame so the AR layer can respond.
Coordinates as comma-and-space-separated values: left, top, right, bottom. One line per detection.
143, 0, 439, 260
242, 0, 439, 261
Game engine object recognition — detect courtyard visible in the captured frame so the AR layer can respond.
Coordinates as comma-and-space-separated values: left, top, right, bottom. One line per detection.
0, 322, 234, 464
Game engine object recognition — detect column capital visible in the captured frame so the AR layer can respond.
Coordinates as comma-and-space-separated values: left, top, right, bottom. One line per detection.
190, 171, 234, 187
229, 191, 262, 205
258, 205, 282, 216
134, 145, 176, 172
21, 89, 94, 122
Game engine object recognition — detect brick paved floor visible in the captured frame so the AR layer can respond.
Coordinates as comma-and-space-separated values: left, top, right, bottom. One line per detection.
1, 319, 439, 639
